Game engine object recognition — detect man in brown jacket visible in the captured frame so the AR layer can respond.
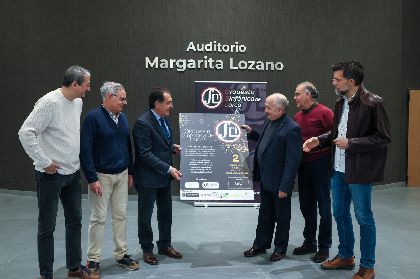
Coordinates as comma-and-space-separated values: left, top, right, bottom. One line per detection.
303, 61, 391, 279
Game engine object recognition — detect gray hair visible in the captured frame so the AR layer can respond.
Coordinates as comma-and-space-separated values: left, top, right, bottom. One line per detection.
297, 81, 319, 99
62, 65, 90, 86
267, 93, 289, 110
100, 81, 125, 99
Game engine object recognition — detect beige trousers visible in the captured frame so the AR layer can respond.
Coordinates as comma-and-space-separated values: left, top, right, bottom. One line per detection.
87, 169, 128, 262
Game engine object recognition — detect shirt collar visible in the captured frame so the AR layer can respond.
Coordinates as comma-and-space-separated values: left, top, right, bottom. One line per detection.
342, 85, 363, 104
151, 109, 163, 121
102, 105, 120, 119
302, 101, 318, 114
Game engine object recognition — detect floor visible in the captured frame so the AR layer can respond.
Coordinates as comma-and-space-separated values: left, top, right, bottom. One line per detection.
0, 185, 419, 279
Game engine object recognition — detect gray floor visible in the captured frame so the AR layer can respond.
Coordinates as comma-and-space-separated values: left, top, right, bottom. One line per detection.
1, 186, 419, 279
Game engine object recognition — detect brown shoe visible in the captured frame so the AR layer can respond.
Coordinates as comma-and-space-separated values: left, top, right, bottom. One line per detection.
243, 246, 267, 257
67, 265, 90, 279
40, 275, 53, 279
352, 267, 375, 279
321, 255, 355, 270
158, 247, 182, 259
269, 252, 285, 262
143, 252, 159, 265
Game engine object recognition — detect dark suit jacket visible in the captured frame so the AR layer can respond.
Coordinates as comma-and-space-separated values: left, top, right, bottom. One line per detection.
248, 114, 302, 194
132, 110, 174, 188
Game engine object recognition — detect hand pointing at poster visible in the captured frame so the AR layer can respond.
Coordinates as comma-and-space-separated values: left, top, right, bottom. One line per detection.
241, 125, 252, 134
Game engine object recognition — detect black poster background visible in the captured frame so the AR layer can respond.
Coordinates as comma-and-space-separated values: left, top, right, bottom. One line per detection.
179, 113, 254, 201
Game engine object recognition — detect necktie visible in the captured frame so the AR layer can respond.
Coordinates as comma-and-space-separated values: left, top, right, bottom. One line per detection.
159, 118, 171, 143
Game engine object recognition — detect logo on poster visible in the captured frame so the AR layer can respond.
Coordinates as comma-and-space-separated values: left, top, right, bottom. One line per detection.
201, 87, 222, 109
202, 182, 219, 189
215, 120, 241, 143
185, 182, 200, 189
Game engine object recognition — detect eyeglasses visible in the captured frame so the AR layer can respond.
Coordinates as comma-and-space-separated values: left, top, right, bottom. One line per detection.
111, 94, 127, 102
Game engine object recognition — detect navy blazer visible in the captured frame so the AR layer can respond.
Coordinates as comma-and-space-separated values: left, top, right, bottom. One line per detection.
132, 110, 174, 188
248, 114, 302, 193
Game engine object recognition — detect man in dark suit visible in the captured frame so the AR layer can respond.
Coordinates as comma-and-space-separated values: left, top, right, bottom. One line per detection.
132, 87, 182, 265
242, 93, 302, 262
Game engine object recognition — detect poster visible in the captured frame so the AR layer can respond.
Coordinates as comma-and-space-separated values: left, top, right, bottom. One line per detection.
179, 113, 253, 200
193, 81, 267, 203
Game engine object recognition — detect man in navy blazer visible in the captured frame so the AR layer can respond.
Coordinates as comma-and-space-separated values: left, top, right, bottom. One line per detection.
132, 87, 182, 265
242, 93, 302, 262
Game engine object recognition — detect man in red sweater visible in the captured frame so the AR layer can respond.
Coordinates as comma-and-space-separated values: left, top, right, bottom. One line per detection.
293, 82, 334, 263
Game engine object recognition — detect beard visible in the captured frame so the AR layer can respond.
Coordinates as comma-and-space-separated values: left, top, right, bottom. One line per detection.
335, 89, 349, 96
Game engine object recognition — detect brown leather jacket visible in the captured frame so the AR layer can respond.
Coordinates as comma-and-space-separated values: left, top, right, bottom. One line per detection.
318, 86, 391, 184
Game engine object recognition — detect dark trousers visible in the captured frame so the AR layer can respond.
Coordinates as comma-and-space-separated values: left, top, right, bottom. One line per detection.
137, 183, 172, 252
35, 170, 82, 277
297, 156, 332, 251
254, 185, 292, 254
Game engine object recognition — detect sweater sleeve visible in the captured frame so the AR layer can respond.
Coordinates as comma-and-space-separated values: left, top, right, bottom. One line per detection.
18, 98, 53, 169
80, 113, 99, 183
322, 107, 334, 133
127, 123, 134, 176
318, 104, 336, 148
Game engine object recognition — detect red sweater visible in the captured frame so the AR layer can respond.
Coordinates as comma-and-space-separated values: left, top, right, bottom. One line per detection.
294, 103, 334, 162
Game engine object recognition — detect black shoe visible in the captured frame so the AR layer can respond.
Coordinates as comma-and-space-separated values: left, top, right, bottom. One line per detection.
269, 252, 286, 262
116, 254, 140, 271
244, 246, 267, 257
312, 250, 329, 263
86, 261, 100, 279
292, 243, 317, 255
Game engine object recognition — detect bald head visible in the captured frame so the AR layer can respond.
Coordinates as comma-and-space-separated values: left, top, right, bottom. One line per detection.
265, 93, 289, 120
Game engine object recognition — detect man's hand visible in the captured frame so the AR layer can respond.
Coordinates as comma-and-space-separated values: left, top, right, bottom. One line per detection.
241, 125, 252, 134
44, 161, 61, 174
302, 137, 320, 152
89, 181, 103, 197
278, 191, 288, 199
169, 167, 182, 180
128, 175, 134, 188
333, 137, 349, 149
173, 144, 182, 155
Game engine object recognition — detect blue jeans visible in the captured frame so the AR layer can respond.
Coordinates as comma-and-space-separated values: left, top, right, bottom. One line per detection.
331, 171, 375, 268
35, 171, 83, 277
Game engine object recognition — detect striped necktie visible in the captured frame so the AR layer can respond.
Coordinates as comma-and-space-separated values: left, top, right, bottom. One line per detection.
159, 118, 171, 143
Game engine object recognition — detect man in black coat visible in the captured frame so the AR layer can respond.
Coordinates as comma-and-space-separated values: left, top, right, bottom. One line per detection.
132, 87, 182, 265
242, 93, 302, 262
